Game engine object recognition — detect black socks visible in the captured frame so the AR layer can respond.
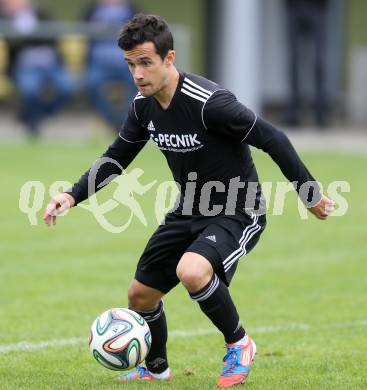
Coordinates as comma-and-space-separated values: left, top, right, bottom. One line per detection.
133, 274, 244, 374
135, 300, 168, 373
190, 274, 246, 344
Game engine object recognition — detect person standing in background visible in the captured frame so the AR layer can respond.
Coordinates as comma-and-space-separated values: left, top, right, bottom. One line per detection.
285, 0, 330, 127
84, 0, 137, 132
0, 0, 74, 137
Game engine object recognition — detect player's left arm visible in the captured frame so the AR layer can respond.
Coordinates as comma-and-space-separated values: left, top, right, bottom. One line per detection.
203, 89, 335, 219
244, 117, 335, 220
308, 194, 335, 220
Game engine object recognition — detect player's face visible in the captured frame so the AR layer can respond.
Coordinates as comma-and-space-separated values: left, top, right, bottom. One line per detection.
124, 42, 174, 97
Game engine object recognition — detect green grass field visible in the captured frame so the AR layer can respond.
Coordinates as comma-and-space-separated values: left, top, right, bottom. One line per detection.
1, 140, 366, 389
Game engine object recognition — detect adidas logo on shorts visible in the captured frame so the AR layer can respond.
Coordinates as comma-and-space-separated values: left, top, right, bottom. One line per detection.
206, 235, 216, 243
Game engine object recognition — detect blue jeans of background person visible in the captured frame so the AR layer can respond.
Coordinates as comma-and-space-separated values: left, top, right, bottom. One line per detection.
14, 65, 74, 135
86, 62, 137, 131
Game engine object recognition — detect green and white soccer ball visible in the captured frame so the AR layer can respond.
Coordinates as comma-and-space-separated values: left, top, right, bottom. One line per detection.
89, 308, 151, 371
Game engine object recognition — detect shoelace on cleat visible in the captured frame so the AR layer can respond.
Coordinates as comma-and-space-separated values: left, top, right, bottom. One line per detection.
222, 346, 241, 375
130, 365, 150, 378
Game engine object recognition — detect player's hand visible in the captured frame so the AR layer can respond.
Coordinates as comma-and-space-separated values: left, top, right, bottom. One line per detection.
308, 195, 335, 220
43, 193, 75, 226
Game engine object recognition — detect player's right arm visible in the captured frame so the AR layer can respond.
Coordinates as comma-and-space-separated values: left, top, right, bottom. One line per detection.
43, 192, 76, 226
43, 101, 149, 226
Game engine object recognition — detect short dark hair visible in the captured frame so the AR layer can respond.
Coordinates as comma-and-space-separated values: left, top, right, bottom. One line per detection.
118, 14, 174, 60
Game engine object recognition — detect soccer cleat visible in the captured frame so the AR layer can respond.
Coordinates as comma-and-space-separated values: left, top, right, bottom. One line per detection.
217, 336, 256, 388
113, 365, 172, 381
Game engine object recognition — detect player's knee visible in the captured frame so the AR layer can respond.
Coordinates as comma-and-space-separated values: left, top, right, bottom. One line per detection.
127, 280, 162, 311
128, 285, 153, 310
176, 252, 213, 292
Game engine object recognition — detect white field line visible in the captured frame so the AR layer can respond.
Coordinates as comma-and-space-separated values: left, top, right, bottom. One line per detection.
0, 319, 366, 355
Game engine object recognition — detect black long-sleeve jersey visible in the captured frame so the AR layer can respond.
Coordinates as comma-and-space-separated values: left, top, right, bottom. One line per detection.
67, 71, 321, 215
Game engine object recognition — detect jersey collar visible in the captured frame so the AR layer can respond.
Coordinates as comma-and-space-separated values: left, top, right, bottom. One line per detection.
154, 70, 185, 112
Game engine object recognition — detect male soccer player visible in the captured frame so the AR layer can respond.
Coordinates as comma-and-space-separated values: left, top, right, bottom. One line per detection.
43, 14, 335, 388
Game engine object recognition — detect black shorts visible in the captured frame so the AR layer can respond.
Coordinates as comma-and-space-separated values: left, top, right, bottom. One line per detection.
135, 211, 266, 294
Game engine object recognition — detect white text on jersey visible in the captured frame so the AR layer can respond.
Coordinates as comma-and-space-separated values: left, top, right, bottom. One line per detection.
151, 133, 202, 149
